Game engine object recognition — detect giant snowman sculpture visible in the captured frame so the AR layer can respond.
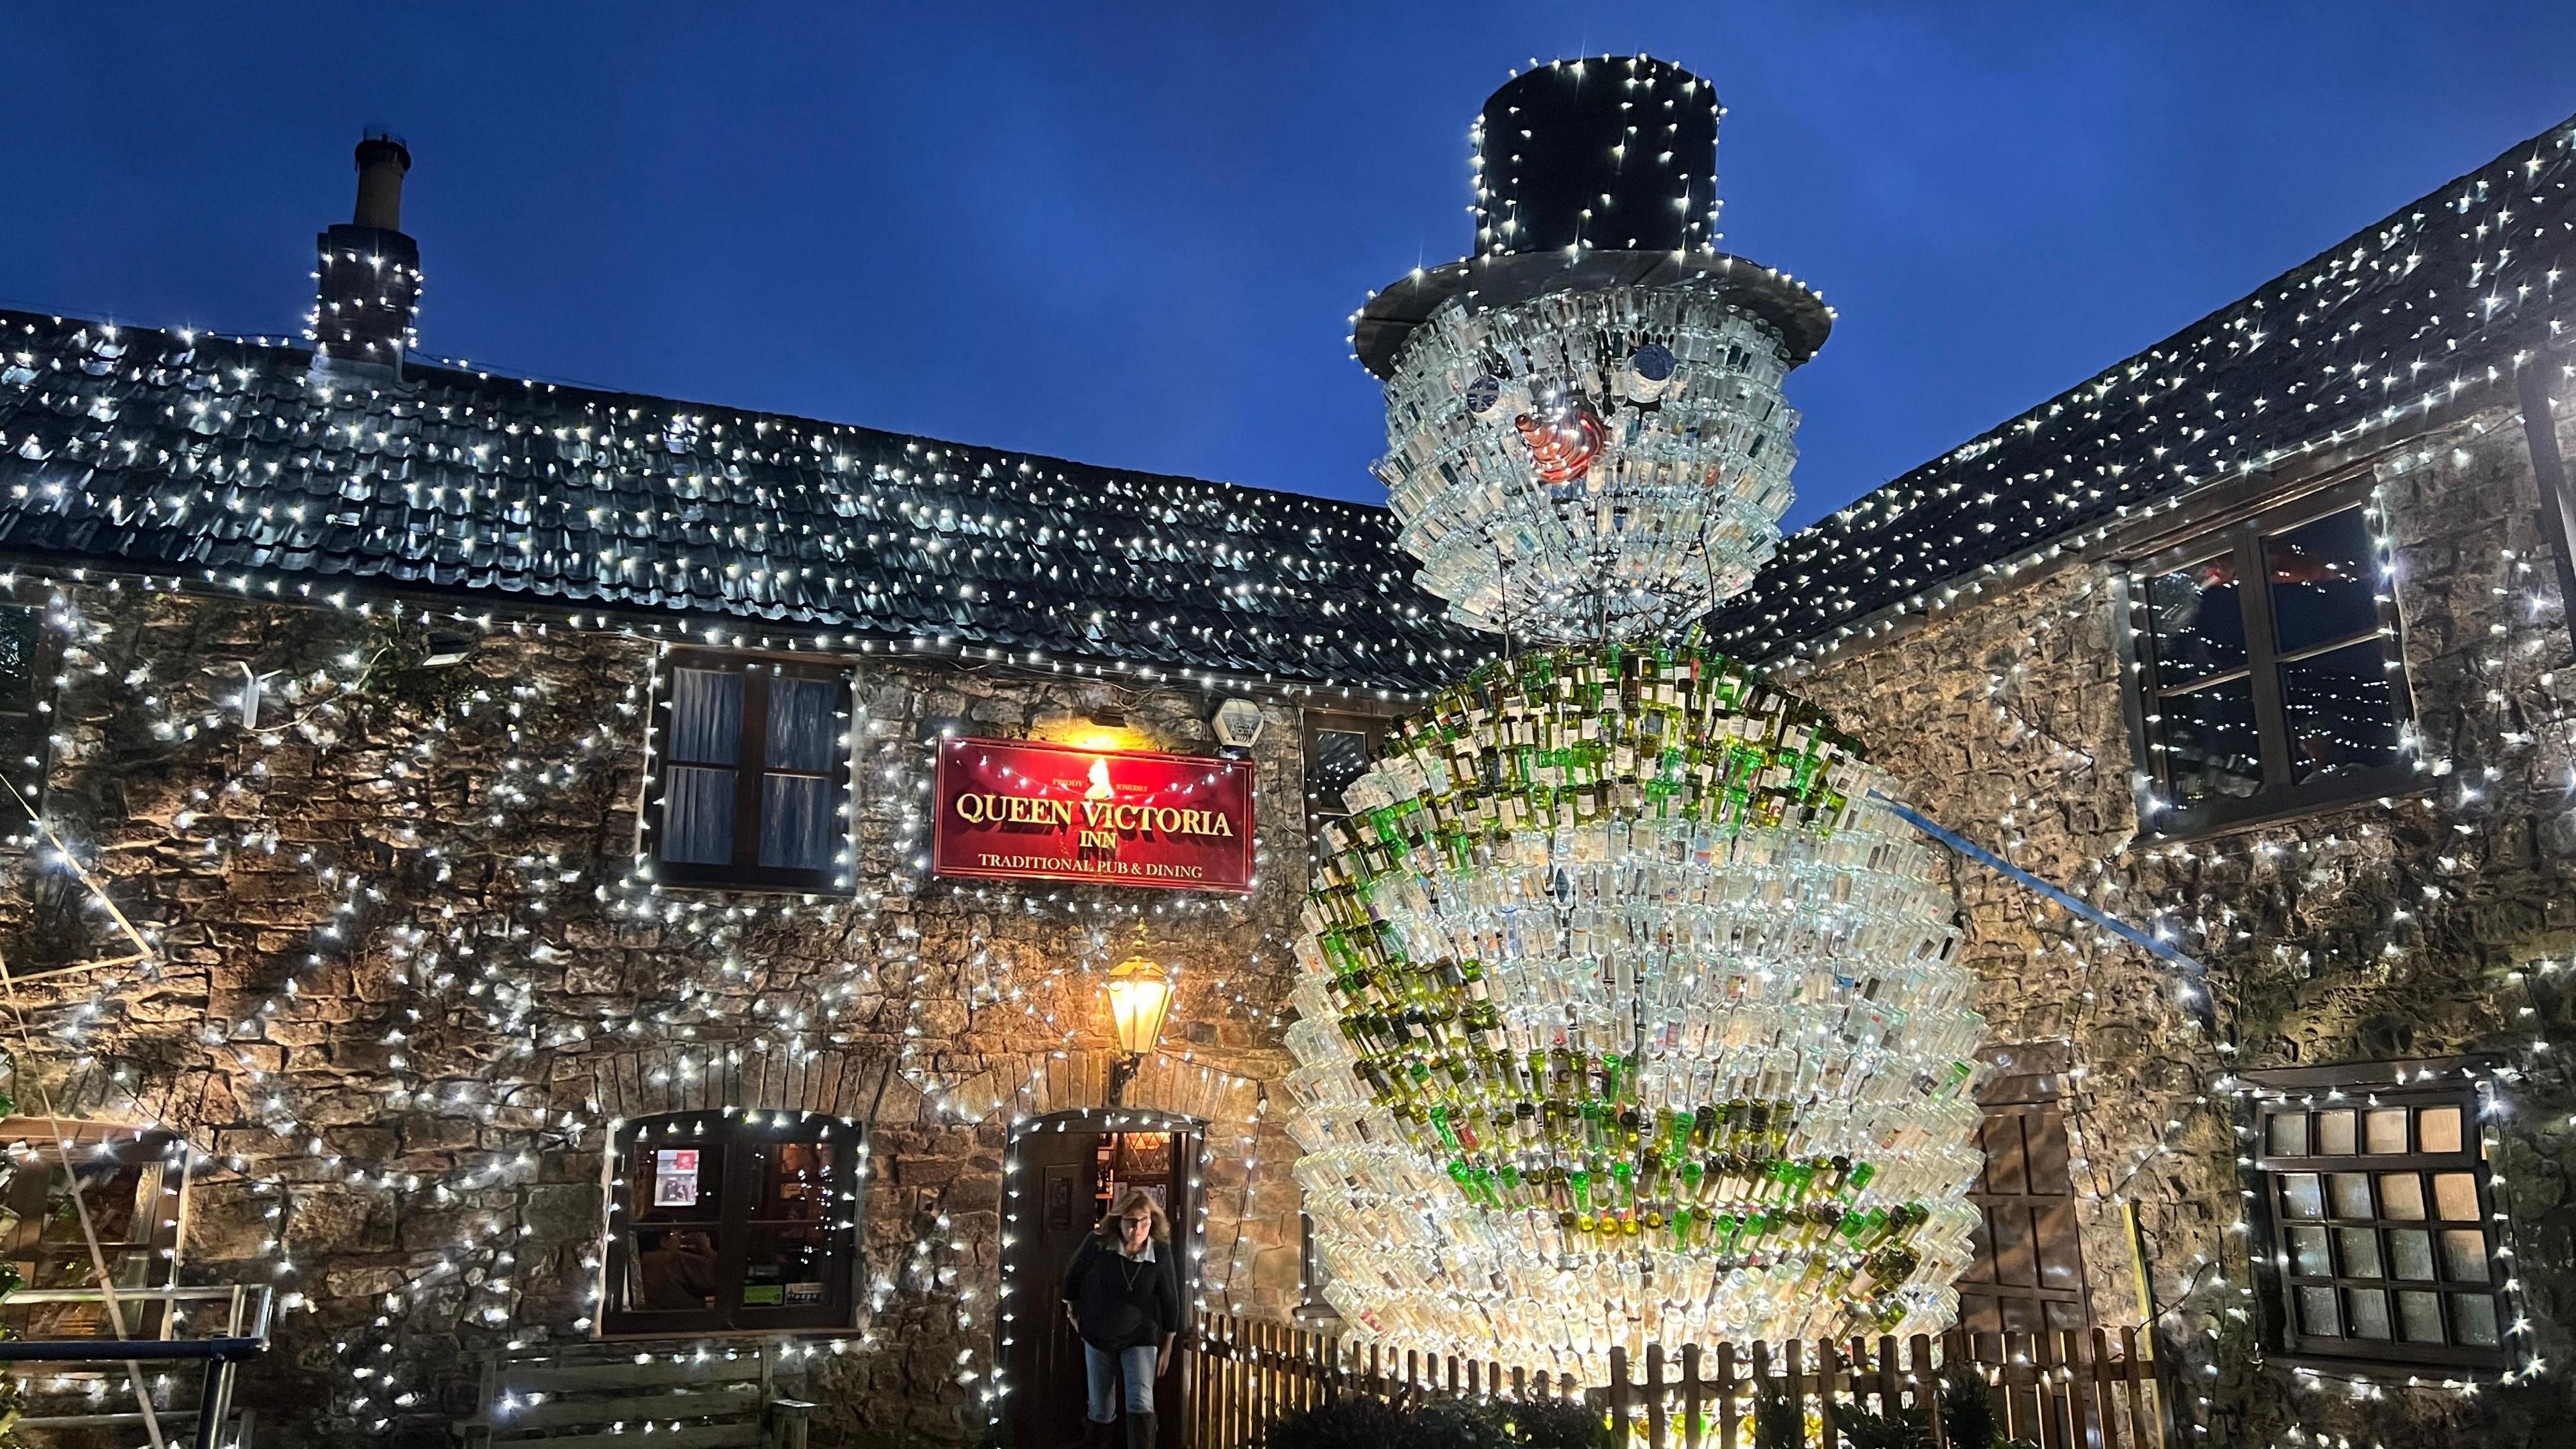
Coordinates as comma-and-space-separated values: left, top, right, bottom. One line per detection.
1282, 56, 1989, 1377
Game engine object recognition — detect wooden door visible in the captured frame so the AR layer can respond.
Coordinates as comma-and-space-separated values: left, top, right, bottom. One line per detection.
1003, 1116, 1198, 1449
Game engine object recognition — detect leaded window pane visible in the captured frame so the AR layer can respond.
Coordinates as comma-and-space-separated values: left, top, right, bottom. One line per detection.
2364, 1108, 2409, 1155
2454, 1294, 2500, 1347
2315, 1110, 2356, 1155
2440, 1230, 2490, 1284
2267, 1113, 2308, 1157
2387, 1229, 2434, 1281
2344, 1287, 2392, 1340
2418, 1107, 2463, 1153
2288, 1225, 2330, 1276
2280, 1173, 2324, 1220
2397, 1290, 2446, 1343
2298, 1285, 2340, 1336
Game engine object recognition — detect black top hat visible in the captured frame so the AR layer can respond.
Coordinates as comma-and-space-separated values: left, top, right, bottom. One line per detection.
1353, 55, 1831, 378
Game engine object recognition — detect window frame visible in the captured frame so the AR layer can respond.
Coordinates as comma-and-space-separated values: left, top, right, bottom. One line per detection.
1300, 710, 1389, 822
2243, 1059, 2510, 1375
641, 649, 855, 893
600, 1109, 867, 1339
0, 604, 52, 851
2116, 476, 2420, 837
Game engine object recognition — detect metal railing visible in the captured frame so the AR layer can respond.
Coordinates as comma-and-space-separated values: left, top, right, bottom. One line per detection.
3, 1284, 274, 1449
1183, 1311, 2167, 1449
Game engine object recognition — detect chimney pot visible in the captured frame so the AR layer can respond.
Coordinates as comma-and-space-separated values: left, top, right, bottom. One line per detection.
312, 128, 422, 377
353, 127, 412, 231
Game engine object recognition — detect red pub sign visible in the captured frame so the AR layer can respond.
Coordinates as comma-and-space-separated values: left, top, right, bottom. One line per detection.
932, 737, 1256, 893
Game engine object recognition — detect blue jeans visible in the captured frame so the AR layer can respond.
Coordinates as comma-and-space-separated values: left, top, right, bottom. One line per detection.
1083, 1342, 1158, 1421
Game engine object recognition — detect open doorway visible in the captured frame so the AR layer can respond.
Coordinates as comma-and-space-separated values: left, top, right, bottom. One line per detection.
1002, 1110, 1201, 1449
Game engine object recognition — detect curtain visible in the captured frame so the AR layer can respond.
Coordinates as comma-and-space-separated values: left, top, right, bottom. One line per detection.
765, 678, 836, 771
669, 667, 744, 764
759, 774, 833, 869
660, 765, 737, 865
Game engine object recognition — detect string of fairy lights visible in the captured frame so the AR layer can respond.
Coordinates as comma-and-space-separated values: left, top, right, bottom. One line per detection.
1, 308, 1493, 707
0, 418, 2561, 1444
0, 409, 2557, 1442
0, 87, 2571, 1449
1783, 405, 2576, 1443
1709, 121, 2576, 668
0, 547, 1343, 1438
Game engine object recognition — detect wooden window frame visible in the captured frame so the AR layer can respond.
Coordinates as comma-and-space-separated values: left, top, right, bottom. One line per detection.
2114, 476, 2421, 838
641, 650, 854, 893
1301, 711, 1388, 821
600, 1110, 866, 1338
0, 605, 52, 851
2244, 1060, 2510, 1375
0, 1122, 194, 1295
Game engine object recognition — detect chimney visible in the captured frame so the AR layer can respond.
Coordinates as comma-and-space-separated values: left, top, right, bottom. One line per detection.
352, 130, 411, 230
309, 128, 423, 376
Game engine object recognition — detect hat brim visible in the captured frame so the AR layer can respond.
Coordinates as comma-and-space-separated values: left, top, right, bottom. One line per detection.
1353, 250, 1833, 380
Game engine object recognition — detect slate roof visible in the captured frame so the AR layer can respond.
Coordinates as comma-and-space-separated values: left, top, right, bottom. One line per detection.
10, 112, 2572, 690
1705, 110, 2576, 663
0, 312, 1486, 694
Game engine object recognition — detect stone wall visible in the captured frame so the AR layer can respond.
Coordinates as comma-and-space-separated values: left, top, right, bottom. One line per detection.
13, 402, 2576, 1449
0, 584, 1335, 1448
1784, 402, 2576, 1444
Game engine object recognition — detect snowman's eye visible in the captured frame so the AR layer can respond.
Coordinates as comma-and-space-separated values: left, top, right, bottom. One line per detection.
1623, 343, 1678, 402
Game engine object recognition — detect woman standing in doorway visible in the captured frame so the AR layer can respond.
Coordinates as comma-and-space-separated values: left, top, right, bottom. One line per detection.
1060, 1187, 1181, 1449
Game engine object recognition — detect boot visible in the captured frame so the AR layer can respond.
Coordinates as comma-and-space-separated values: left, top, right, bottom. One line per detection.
1082, 1417, 1116, 1449
1122, 1411, 1157, 1449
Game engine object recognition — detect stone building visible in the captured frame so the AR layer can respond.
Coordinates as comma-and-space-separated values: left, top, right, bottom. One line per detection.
1703, 109, 2576, 1446
3, 98, 2575, 1449
0, 134, 1481, 1448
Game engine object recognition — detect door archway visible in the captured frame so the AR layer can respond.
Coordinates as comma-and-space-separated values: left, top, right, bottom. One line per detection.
1001, 1107, 1203, 1449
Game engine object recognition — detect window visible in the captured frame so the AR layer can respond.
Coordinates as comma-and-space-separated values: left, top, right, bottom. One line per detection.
2246, 1061, 2508, 1373
602, 1110, 864, 1336
0, 1122, 196, 1340
1301, 712, 1387, 820
2123, 482, 2416, 835
0, 606, 48, 848
1956, 1044, 2090, 1334
644, 652, 853, 891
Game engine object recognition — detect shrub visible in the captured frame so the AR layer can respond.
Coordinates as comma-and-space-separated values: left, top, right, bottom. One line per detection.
1263, 1393, 1609, 1449
1264, 1397, 1418, 1449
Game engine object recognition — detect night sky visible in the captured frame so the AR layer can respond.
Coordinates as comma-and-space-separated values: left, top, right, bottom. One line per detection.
7, 5, 2574, 531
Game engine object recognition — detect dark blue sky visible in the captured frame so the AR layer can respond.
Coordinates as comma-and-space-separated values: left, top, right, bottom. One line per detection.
7, 5, 2574, 529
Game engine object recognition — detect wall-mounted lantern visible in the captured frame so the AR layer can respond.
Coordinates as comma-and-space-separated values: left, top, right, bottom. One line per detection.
1104, 943, 1176, 1104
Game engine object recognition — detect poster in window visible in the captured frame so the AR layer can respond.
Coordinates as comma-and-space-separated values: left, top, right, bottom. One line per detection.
785, 1281, 826, 1305
653, 1148, 702, 1208
1045, 1166, 1078, 1230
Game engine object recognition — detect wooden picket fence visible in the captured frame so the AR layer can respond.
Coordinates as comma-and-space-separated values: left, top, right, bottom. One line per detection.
1181, 1312, 2166, 1449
